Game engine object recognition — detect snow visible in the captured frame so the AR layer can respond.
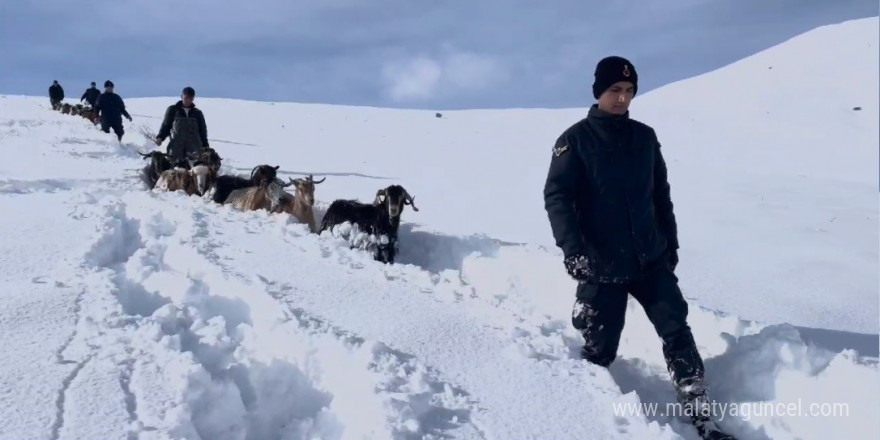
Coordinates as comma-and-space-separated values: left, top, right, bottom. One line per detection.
1, 16, 878, 440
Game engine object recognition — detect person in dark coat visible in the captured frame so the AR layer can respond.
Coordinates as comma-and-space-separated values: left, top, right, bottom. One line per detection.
80, 82, 101, 107
49, 80, 64, 109
543, 56, 734, 439
155, 86, 209, 166
94, 80, 132, 141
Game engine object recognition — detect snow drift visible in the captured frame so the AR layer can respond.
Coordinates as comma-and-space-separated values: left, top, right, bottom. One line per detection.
0, 16, 877, 440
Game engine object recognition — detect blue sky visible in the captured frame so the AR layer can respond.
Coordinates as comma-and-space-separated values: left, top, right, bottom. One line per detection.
1, 0, 876, 109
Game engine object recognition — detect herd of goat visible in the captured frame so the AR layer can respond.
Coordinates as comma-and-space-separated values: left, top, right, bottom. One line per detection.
49, 101, 420, 264
52, 101, 98, 124
138, 142, 419, 265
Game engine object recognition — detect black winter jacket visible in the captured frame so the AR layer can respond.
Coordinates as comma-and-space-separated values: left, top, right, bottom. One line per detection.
543, 104, 678, 283
156, 101, 208, 149
81, 87, 100, 106
49, 84, 64, 101
94, 92, 131, 123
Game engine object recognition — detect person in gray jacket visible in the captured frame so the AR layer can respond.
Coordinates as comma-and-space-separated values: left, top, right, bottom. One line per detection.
155, 86, 209, 167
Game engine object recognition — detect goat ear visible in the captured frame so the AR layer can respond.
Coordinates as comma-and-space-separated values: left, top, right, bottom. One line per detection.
274, 165, 280, 170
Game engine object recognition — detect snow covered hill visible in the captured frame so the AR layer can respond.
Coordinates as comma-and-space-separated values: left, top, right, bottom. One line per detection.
1, 16, 877, 440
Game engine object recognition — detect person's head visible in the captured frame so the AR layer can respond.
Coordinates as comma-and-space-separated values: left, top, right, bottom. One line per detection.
592, 56, 638, 115
181, 87, 195, 106
104, 80, 114, 92
53, 80, 58, 85
90, 81, 96, 88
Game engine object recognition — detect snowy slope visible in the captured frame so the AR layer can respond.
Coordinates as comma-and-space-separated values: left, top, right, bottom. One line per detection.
1, 16, 878, 440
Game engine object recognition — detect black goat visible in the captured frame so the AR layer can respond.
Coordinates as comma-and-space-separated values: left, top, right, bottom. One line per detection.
319, 184, 419, 264
211, 164, 280, 204
138, 150, 173, 189
195, 147, 223, 175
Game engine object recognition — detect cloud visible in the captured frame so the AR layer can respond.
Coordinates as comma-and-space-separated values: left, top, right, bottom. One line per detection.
382, 57, 443, 101
444, 51, 507, 90
382, 50, 508, 102
1, 0, 876, 109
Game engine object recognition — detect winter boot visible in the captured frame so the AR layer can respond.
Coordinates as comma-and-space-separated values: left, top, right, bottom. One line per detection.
673, 376, 736, 440
664, 333, 736, 439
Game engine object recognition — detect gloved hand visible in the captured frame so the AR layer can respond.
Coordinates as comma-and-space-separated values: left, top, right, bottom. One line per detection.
564, 254, 593, 281
668, 248, 679, 272
126, 115, 133, 122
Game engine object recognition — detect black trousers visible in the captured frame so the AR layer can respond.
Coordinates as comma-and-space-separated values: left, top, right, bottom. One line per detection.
101, 119, 124, 141
572, 266, 705, 386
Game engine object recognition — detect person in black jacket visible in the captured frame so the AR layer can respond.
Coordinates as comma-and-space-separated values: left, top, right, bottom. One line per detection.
543, 56, 733, 439
80, 82, 100, 107
49, 80, 64, 109
94, 80, 132, 141
155, 86, 209, 166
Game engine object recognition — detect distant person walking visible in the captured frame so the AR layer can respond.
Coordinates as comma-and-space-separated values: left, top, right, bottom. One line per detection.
155, 86, 209, 166
80, 82, 100, 107
94, 80, 132, 142
49, 80, 64, 109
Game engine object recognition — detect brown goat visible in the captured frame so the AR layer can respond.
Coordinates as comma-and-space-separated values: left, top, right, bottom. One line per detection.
61, 103, 71, 115
225, 179, 289, 212
79, 106, 96, 123
274, 174, 326, 232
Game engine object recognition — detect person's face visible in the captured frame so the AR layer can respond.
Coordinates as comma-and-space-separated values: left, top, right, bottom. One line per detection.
105, 86, 113, 93
182, 94, 194, 106
597, 81, 635, 114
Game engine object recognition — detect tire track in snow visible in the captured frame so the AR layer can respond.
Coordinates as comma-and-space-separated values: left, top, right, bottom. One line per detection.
50, 353, 95, 440
54, 283, 85, 365
46, 195, 146, 440
118, 356, 140, 440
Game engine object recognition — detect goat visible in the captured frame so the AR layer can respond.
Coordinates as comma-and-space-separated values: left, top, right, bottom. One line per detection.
211, 164, 279, 204
154, 164, 214, 197
319, 184, 419, 264
224, 178, 290, 212
80, 106, 96, 124
71, 104, 83, 116
194, 147, 223, 176
273, 174, 326, 232
61, 103, 71, 115
138, 150, 173, 189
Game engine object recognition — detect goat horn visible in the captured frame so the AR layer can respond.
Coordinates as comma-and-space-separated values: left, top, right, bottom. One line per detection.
311, 176, 326, 184
403, 190, 419, 211
281, 177, 297, 187
138, 151, 151, 157
374, 189, 386, 205
250, 166, 260, 179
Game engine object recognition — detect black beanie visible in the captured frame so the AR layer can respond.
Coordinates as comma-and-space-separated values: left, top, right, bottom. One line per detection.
182, 86, 195, 97
592, 56, 638, 99
104, 80, 114, 88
